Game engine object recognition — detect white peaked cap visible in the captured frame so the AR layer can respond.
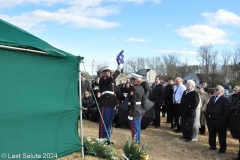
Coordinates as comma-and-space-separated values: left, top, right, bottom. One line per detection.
129, 73, 142, 79
99, 65, 111, 72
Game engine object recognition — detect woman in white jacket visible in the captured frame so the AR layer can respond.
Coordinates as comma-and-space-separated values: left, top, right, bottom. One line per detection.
192, 95, 202, 141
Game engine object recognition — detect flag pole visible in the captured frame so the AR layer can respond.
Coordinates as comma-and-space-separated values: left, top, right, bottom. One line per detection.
79, 64, 84, 158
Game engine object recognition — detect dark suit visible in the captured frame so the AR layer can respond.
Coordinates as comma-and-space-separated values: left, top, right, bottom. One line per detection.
234, 105, 240, 159
140, 81, 150, 109
179, 90, 199, 140
140, 81, 150, 99
228, 94, 239, 137
164, 84, 173, 124
151, 83, 164, 127
205, 95, 231, 152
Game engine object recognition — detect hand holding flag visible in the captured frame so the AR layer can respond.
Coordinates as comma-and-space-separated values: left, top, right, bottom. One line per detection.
116, 50, 124, 73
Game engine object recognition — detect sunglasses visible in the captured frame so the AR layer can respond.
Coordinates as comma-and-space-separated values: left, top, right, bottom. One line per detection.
234, 90, 238, 92
215, 88, 219, 91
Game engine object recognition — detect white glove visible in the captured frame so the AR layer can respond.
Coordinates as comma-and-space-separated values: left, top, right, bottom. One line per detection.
128, 116, 133, 120
117, 63, 123, 71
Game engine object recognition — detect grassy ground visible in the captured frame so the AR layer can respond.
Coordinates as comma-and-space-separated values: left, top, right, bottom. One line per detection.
58, 118, 239, 160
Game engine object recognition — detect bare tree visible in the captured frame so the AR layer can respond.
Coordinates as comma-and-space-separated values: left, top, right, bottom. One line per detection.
136, 56, 145, 71
235, 46, 240, 79
95, 61, 106, 71
221, 49, 231, 83
197, 43, 213, 81
162, 54, 179, 78
176, 58, 190, 78
156, 62, 166, 77
125, 57, 137, 72
230, 46, 240, 81
125, 56, 146, 73
145, 57, 158, 72
209, 51, 219, 82
221, 49, 231, 66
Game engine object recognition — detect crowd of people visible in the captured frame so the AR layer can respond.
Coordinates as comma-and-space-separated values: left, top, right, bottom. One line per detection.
80, 71, 240, 160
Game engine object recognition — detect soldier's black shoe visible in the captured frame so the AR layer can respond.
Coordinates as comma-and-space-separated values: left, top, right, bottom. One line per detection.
184, 139, 192, 142
151, 123, 156, 126
114, 124, 122, 128
207, 147, 217, 150
173, 129, 181, 133
218, 150, 225, 154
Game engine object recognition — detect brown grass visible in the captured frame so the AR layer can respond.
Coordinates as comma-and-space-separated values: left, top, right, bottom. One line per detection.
57, 118, 239, 160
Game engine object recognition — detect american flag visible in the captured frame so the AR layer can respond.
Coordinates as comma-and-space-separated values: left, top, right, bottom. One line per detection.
116, 50, 124, 73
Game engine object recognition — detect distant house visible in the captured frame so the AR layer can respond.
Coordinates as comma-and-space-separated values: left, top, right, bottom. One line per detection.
136, 69, 156, 84
183, 73, 200, 86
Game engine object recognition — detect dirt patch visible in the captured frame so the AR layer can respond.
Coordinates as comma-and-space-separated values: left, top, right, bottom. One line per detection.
58, 118, 239, 160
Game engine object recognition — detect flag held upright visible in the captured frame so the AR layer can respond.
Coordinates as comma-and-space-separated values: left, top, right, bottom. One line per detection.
116, 50, 124, 73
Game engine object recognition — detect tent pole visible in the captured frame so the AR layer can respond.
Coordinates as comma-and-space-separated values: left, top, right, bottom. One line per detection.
0, 44, 48, 55
79, 64, 84, 158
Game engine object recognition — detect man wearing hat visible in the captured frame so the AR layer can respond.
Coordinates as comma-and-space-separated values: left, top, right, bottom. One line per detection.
98, 64, 123, 144
128, 73, 145, 143
197, 84, 209, 135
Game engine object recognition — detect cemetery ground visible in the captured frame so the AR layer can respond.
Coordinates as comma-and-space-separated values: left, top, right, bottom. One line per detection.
58, 117, 239, 160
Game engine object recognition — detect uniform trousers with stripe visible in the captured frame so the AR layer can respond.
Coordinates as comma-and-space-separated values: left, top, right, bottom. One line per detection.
129, 117, 142, 143
99, 106, 115, 142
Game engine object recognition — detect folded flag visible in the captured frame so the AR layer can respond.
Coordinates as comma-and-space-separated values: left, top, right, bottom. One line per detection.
116, 50, 124, 73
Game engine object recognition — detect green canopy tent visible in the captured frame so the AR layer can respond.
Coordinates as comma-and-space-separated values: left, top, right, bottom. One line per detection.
0, 19, 84, 159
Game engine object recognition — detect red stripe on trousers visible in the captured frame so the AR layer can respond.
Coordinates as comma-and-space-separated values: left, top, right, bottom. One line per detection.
130, 120, 134, 141
100, 106, 105, 138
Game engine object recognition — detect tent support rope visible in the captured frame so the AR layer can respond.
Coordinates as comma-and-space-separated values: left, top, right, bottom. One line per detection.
79, 67, 84, 158
82, 62, 112, 144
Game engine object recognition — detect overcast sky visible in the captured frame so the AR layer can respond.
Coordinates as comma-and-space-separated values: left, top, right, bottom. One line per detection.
1, 0, 240, 74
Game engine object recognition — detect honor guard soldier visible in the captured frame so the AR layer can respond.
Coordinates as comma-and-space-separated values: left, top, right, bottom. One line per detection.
128, 73, 145, 143
98, 64, 123, 144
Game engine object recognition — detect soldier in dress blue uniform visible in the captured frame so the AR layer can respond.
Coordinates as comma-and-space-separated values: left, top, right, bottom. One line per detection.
98, 64, 123, 144
128, 73, 145, 143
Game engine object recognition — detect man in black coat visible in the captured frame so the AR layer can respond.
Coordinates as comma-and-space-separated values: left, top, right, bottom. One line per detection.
164, 78, 174, 126
179, 80, 199, 142
205, 85, 231, 154
151, 76, 164, 128
140, 81, 150, 105
233, 95, 240, 160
